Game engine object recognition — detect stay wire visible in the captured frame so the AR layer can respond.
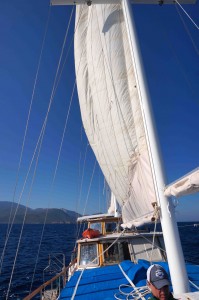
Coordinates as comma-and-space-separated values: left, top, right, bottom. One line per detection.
162, 12, 199, 107
28, 7, 76, 293
1, 69, 56, 284
6, 127, 45, 300
0, 112, 49, 275
0, 4, 52, 275
175, 0, 199, 30
175, 2, 199, 55
28, 68, 76, 292
3, 3, 75, 292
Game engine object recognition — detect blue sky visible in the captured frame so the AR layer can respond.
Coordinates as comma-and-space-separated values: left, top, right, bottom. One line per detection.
0, 0, 198, 221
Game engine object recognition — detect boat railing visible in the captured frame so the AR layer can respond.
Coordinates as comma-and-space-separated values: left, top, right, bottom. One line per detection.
23, 258, 77, 300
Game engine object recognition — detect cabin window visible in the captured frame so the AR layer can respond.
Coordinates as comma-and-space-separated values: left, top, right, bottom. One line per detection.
90, 222, 102, 232
79, 244, 99, 266
105, 222, 119, 233
103, 242, 119, 263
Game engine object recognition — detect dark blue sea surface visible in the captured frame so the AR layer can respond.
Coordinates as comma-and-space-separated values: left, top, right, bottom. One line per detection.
0, 222, 198, 299
0, 224, 78, 299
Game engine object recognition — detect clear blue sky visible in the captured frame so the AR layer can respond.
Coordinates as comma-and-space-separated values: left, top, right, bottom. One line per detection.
0, 0, 198, 221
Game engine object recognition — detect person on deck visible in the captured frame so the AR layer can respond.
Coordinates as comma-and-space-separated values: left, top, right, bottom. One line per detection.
147, 264, 178, 300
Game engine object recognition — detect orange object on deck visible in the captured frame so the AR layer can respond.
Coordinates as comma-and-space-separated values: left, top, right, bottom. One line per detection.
82, 228, 100, 239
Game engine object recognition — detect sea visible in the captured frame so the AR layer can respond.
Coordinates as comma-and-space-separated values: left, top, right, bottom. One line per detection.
0, 222, 199, 299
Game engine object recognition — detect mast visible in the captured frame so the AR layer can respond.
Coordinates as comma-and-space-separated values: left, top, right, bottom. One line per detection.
122, 0, 189, 295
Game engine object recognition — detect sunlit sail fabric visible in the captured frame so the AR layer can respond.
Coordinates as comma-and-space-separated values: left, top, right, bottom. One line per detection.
164, 168, 199, 197
108, 193, 121, 216
74, 4, 157, 227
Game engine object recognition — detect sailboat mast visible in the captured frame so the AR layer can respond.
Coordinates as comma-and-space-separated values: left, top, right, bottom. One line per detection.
122, 0, 189, 296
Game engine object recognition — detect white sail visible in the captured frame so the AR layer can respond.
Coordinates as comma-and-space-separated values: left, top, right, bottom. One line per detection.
108, 193, 121, 217
74, 4, 157, 227
164, 168, 199, 198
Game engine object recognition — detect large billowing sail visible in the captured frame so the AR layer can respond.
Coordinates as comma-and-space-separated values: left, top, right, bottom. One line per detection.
74, 4, 157, 227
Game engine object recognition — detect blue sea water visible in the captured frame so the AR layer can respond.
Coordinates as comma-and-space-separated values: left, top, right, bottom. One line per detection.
0, 223, 198, 299
0, 224, 78, 299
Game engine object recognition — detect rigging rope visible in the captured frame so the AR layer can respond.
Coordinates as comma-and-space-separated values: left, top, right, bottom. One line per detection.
189, 280, 199, 291
0, 4, 52, 277
6, 129, 45, 300
116, 264, 149, 300
0, 117, 48, 278
29, 6, 76, 294
175, 0, 199, 30
115, 285, 149, 300
175, 2, 199, 55
4, 4, 76, 298
149, 214, 158, 264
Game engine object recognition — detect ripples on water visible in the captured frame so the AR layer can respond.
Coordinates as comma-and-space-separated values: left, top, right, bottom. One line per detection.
0, 224, 78, 299
178, 223, 199, 264
0, 223, 198, 299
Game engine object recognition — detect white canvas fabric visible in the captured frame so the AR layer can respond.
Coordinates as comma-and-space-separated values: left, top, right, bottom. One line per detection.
74, 4, 157, 227
164, 168, 199, 197
108, 193, 121, 216
108, 193, 116, 215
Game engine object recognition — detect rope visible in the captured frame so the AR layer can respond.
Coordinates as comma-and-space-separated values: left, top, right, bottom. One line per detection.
115, 264, 149, 300
29, 7, 76, 292
4, 4, 76, 297
71, 269, 85, 300
6, 130, 45, 300
175, 2, 199, 55
175, 0, 199, 30
1, 113, 49, 284
149, 205, 159, 264
189, 279, 199, 291
115, 284, 149, 300
0, 5, 52, 277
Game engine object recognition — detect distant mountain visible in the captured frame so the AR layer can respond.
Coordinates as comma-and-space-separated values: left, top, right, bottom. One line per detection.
0, 201, 81, 224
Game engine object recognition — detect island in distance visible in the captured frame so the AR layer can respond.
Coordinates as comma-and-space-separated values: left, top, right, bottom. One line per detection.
0, 201, 81, 224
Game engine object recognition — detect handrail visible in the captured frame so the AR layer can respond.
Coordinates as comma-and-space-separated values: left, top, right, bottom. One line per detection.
23, 259, 77, 300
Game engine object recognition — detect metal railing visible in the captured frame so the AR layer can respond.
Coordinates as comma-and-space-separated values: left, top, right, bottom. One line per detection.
23, 259, 77, 300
